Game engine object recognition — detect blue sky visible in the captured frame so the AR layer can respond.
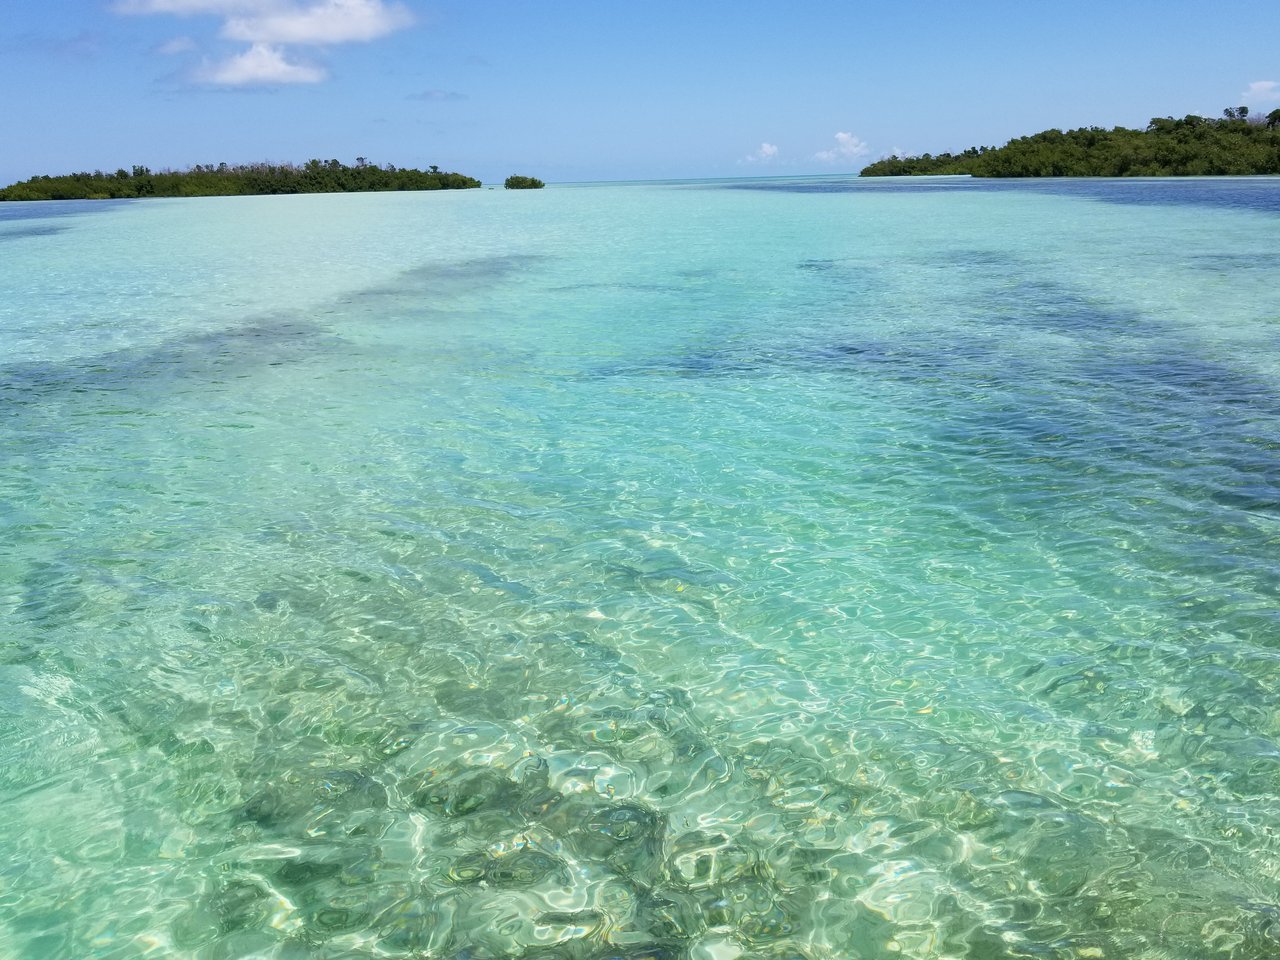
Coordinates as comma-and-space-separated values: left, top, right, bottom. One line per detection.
2, 0, 1277, 185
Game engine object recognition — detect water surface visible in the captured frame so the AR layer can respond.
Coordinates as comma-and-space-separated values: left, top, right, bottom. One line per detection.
2, 177, 1279, 959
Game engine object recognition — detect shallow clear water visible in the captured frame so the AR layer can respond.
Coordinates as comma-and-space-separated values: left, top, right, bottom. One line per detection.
2, 177, 1279, 959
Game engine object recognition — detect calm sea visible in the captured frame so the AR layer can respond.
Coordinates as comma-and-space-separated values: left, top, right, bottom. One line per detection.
2, 177, 1279, 959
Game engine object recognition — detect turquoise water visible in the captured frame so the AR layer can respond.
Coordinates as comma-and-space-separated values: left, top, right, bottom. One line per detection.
2, 177, 1279, 959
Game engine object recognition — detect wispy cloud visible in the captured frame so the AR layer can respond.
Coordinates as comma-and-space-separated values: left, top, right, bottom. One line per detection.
409, 89, 467, 102
116, 0, 279, 13
815, 132, 870, 163
1241, 80, 1280, 105
744, 142, 779, 163
117, 0, 414, 86
6, 30, 104, 60
156, 35, 197, 55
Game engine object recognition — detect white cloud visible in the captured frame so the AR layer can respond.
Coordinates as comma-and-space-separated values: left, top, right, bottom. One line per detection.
744, 142, 779, 163
117, 0, 413, 86
815, 132, 870, 163
1241, 80, 1280, 104
223, 0, 413, 45
199, 42, 326, 84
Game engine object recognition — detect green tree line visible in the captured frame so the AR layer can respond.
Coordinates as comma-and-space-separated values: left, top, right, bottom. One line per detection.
0, 158, 481, 201
861, 108, 1280, 178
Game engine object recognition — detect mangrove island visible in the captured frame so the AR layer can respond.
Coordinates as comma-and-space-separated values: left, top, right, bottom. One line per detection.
0, 159, 481, 201
861, 107, 1280, 177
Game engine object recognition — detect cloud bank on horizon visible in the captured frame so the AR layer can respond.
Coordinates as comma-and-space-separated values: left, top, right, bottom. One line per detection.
744, 133, 875, 168
117, 0, 414, 85
816, 132, 870, 163
743, 142, 779, 163
1241, 80, 1280, 105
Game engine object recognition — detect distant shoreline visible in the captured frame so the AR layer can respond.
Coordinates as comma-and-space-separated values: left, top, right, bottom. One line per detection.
861, 109, 1280, 178
0, 160, 481, 202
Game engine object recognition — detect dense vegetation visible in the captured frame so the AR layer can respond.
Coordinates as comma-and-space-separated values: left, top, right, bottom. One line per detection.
504, 175, 545, 189
861, 107, 1280, 177
0, 159, 481, 201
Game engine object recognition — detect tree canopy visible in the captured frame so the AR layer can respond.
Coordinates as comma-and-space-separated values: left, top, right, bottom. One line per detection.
860, 109, 1280, 178
0, 159, 481, 201
503, 175, 545, 189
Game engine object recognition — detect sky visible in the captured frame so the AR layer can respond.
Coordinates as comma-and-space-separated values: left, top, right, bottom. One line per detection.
1, 0, 1278, 186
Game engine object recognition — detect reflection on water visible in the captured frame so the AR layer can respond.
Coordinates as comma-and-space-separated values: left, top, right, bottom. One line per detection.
1, 180, 1280, 958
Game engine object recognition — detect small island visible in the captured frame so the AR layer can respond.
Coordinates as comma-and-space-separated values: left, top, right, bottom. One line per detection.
861, 107, 1280, 178
0, 159, 481, 201
504, 175, 545, 189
